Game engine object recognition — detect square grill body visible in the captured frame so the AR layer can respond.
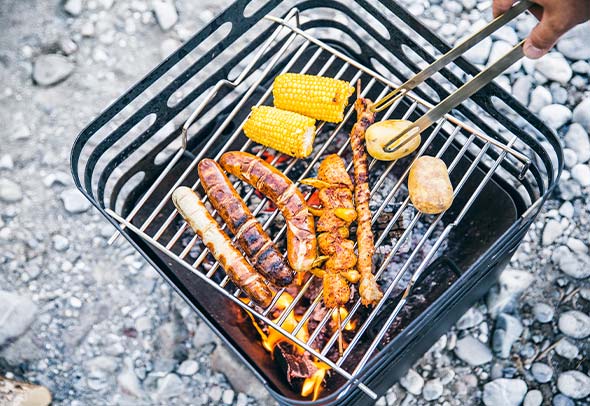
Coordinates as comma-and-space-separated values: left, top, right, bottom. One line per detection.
71, 0, 562, 404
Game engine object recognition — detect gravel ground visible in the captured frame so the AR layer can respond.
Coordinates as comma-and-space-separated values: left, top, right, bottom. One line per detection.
1, 1, 589, 405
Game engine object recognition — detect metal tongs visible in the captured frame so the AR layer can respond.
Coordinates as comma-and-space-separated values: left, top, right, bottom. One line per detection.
373, 0, 533, 155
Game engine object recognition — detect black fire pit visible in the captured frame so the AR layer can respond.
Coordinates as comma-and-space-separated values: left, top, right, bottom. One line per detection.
71, 0, 562, 404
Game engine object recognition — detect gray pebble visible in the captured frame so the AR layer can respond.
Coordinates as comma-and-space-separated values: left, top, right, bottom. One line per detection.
52, 235, 70, 252
456, 307, 484, 330
549, 83, 568, 104
155, 373, 184, 399
177, 359, 199, 376
558, 201, 574, 218
512, 76, 533, 105
533, 302, 554, 323
489, 40, 521, 73
563, 149, 578, 168
463, 35, 492, 65
33, 54, 74, 87
558, 310, 590, 339
492, 313, 523, 358
552, 245, 590, 279
567, 237, 587, 254
0, 178, 23, 203
454, 335, 493, 366
553, 394, 574, 406
117, 367, 144, 398
160, 38, 182, 59
531, 362, 553, 383
557, 371, 590, 399
565, 123, 590, 163
571, 60, 590, 74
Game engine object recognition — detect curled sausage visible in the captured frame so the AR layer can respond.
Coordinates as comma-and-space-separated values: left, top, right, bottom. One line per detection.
198, 159, 294, 286
172, 186, 273, 307
219, 151, 317, 274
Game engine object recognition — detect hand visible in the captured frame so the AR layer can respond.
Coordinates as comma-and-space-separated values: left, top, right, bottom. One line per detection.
493, 0, 590, 59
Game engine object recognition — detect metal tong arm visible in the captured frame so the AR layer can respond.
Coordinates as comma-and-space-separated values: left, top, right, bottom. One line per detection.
372, 0, 532, 113
384, 40, 526, 154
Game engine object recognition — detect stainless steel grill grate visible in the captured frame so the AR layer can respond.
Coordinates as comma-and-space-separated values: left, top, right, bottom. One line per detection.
98, 9, 548, 399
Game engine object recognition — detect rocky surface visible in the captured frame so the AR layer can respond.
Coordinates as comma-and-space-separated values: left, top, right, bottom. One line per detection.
1, 0, 589, 405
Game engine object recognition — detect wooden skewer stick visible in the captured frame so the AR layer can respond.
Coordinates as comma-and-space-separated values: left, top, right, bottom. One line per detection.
337, 307, 344, 356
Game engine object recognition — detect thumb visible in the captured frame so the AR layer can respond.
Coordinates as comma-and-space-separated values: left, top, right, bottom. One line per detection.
524, 18, 563, 59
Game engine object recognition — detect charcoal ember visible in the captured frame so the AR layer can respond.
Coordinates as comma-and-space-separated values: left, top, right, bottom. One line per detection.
273, 342, 318, 385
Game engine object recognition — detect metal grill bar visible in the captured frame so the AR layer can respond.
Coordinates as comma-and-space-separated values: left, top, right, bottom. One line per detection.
103, 11, 535, 399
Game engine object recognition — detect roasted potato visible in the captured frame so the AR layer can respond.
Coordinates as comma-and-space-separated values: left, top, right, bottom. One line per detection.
408, 156, 454, 214
365, 119, 421, 161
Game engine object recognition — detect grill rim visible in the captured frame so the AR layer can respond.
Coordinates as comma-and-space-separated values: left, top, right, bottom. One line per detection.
69, 0, 563, 404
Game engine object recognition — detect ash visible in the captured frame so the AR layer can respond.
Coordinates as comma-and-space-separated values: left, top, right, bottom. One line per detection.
1, 1, 590, 406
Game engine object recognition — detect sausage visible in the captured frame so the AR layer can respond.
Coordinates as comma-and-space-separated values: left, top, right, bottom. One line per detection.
172, 186, 273, 307
219, 151, 317, 274
198, 159, 294, 286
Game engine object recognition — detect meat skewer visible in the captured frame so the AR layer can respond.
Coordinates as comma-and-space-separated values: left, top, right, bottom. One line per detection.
172, 186, 273, 307
198, 158, 294, 286
302, 154, 359, 354
220, 151, 317, 279
350, 82, 384, 306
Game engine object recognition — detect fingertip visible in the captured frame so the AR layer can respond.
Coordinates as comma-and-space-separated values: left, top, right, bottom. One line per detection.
523, 39, 548, 59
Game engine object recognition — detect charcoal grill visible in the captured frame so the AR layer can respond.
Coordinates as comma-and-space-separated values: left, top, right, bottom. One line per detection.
70, 0, 562, 404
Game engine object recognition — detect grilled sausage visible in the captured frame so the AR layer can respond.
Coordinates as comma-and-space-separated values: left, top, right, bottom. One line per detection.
350, 98, 384, 307
172, 186, 273, 307
219, 151, 317, 274
198, 159, 294, 286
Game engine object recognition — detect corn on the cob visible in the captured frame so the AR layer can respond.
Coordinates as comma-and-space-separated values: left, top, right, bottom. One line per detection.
273, 73, 355, 123
243, 106, 316, 158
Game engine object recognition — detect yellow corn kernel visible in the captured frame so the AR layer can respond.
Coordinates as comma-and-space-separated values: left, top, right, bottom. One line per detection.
273, 73, 355, 123
243, 106, 316, 158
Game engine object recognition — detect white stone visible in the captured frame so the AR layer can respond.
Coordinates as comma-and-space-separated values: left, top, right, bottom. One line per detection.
557, 24, 590, 60
153, 0, 178, 31
52, 235, 70, 252
222, 389, 235, 405
523, 390, 543, 406
538, 104, 572, 130
491, 26, 518, 45
33, 54, 74, 86
552, 246, 590, 279
566, 238, 587, 254
160, 38, 181, 59
531, 363, 553, 383
117, 368, 144, 398
564, 123, 590, 163
483, 379, 527, 406
557, 371, 590, 399
155, 373, 184, 399
535, 53, 573, 84
512, 76, 532, 105
572, 98, 590, 132
489, 40, 521, 73
528, 86, 552, 113
0, 178, 23, 203
558, 310, 590, 339
0, 155, 14, 170
555, 338, 579, 360
0, 291, 37, 346
64, 0, 83, 16
60, 188, 91, 214
400, 369, 424, 395
563, 149, 578, 168
572, 60, 590, 74
532, 302, 554, 323
462, 36, 492, 65
571, 164, 590, 186
492, 313, 523, 358
177, 360, 199, 376
542, 219, 562, 245
422, 379, 443, 401
456, 307, 484, 329
454, 335, 493, 366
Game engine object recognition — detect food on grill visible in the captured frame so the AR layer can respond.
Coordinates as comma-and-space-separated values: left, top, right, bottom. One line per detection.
302, 154, 359, 309
408, 156, 454, 214
365, 119, 421, 161
219, 151, 317, 276
243, 106, 317, 159
198, 158, 294, 286
350, 95, 384, 307
273, 73, 355, 123
172, 186, 273, 307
